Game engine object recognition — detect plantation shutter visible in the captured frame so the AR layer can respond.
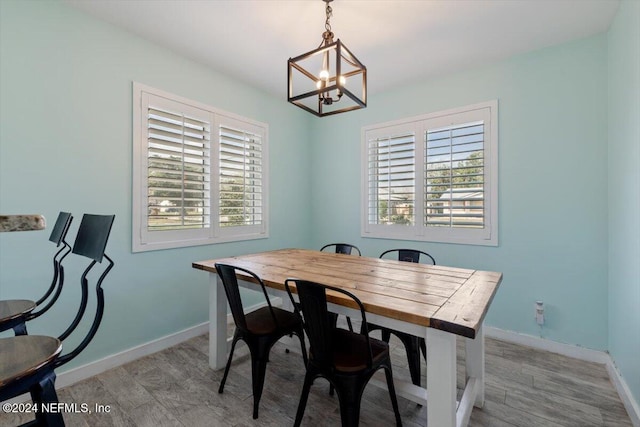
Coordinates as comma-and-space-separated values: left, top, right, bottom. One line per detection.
367, 131, 416, 226
134, 83, 270, 252
425, 121, 484, 229
219, 123, 263, 228
146, 104, 211, 231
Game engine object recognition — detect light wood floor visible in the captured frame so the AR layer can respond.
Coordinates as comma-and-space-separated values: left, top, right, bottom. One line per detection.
1, 331, 632, 427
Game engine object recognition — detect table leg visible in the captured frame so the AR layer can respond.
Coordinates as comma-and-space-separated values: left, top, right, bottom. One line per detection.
465, 323, 485, 408
209, 273, 227, 370
427, 327, 456, 427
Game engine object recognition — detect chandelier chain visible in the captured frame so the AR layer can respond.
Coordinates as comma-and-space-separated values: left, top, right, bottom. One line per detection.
325, 2, 333, 33
318, 0, 334, 48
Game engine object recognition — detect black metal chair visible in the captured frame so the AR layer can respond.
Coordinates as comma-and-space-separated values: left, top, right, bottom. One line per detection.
214, 263, 308, 420
379, 248, 435, 265
319, 243, 361, 332
320, 243, 362, 256
0, 213, 115, 427
0, 211, 73, 335
285, 279, 402, 427
368, 249, 435, 387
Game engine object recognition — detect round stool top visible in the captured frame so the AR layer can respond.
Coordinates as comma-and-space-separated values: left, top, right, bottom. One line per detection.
0, 299, 36, 323
0, 335, 62, 386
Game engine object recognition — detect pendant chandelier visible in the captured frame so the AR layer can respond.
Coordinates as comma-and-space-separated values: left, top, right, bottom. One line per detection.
287, 0, 367, 117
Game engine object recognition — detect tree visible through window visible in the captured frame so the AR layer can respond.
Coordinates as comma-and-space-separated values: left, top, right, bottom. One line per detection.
219, 125, 263, 227
361, 101, 498, 246
133, 83, 269, 252
146, 106, 210, 231
425, 122, 485, 228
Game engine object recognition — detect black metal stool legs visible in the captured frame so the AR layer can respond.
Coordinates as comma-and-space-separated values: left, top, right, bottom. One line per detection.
30, 370, 64, 427
13, 322, 28, 336
403, 336, 423, 387
293, 371, 315, 427
218, 332, 240, 394
384, 366, 403, 426
375, 325, 424, 387
334, 376, 367, 427
250, 356, 269, 419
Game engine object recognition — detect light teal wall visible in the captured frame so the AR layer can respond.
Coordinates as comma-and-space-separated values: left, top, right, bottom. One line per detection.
608, 0, 640, 406
0, 0, 637, 409
309, 35, 610, 350
0, 0, 311, 369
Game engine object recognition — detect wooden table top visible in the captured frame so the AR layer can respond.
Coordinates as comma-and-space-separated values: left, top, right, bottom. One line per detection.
0, 335, 62, 386
0, 299, 36, 323
193, 248, 502, 339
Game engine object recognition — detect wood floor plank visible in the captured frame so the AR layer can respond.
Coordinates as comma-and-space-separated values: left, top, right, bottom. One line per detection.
502, 344, 611, 385
600, 401, 635, 427
503, 380, 604, 427
469, 399, 565, 427
528, 364, 623, 408
65, 376, 137, 427
0, 335, 633, 427
97, 366, 156, 412
126, 400, 183, 427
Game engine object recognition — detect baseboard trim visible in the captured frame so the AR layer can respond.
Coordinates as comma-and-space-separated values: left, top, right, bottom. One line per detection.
606, 358, 640, 427
57, 321, 209, 388
486, 327, 639, 427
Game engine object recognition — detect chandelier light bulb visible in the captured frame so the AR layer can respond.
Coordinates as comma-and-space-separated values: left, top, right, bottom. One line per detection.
319, 69, 330, 81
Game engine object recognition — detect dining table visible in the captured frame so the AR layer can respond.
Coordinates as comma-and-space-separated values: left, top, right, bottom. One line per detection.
193, 248, 502, 427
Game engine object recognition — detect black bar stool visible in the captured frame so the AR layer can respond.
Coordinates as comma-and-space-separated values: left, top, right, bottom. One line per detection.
0, 214, 115, 427
0, 212, 73, 336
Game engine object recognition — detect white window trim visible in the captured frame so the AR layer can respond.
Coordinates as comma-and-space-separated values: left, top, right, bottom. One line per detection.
361, 100, 498, 246
132, 82, 269, 252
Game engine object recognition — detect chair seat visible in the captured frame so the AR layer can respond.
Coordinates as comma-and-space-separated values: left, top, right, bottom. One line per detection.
328, 329, 389, 373
0, 299, 36, 335
246, 306, 301, 335
0, 336, 62, 386
0, 299, 36, 324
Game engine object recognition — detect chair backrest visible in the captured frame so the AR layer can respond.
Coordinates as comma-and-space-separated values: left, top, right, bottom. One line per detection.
48, 211, 73, 247
55, 214, 115, 366
285, 279, 373, 370
215, 263, 279, 332
33, 212, 74, 309
320, 243, 361, 256
72, 214, 115, 262
379, 249, 435, 265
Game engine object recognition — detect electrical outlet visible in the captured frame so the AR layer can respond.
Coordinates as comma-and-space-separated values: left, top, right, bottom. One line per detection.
535, 301, 544, 325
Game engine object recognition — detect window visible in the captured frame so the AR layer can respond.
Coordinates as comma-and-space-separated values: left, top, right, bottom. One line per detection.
133, 83, 268, 252
217, 119, 266, 238
361, 101, 498, 246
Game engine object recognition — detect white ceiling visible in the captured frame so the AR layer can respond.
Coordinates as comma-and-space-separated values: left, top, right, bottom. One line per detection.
65, 0, 620, 97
